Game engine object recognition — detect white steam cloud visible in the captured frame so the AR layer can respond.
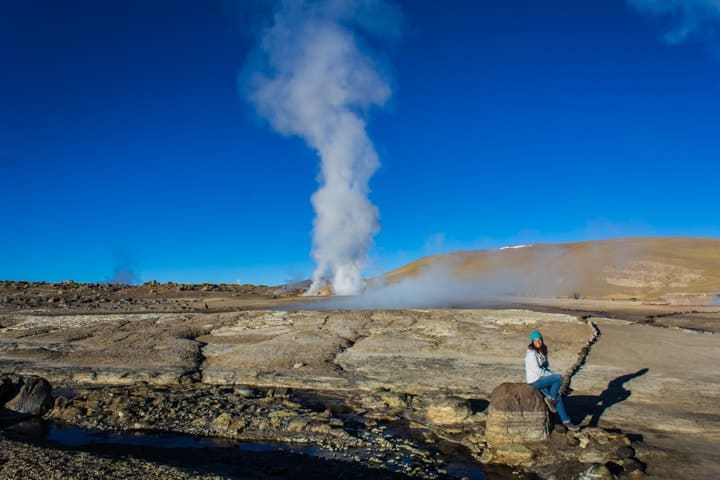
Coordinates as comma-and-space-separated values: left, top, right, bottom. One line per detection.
291, 246, 586, 310
628, 0, 720, 44
245, 0, 400, 296
294, 264, 518, 310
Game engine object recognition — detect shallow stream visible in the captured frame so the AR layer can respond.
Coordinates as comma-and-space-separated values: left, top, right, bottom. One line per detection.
0, 415, 519, 480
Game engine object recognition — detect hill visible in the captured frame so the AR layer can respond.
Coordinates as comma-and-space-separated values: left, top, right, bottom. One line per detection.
383, 237, 720, 302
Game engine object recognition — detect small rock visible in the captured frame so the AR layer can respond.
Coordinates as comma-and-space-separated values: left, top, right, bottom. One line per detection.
234, 387, 256, 397
577, 463, 614, 480
268, 409, 298, 419
287, 419, 309, 432
53, 396, 69, 409
622, 457, 644, 472
479, 449, 494, 463
617, 445, 636, 459
364, 389, 407, 411
308, 422, 332, 434
423, 395, 471, 425
60, 406, 84, 419
625, 469, 647, 479
267, 387, 290, 398
212, 412, 234, 432
281, 399, 301, 409
579, 448, 608, 463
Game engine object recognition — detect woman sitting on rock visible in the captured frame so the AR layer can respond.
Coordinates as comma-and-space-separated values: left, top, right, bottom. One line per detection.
525, 330, 580, 431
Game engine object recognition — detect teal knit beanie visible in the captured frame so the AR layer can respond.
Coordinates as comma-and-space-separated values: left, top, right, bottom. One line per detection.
529, 330, 543, 342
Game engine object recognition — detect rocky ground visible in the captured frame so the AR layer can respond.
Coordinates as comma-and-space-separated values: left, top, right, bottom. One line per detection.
1, 281, 719, 479
0, 280, 304, 314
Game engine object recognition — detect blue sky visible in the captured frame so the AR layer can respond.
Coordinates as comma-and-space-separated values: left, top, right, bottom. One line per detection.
2, 0, 719, 285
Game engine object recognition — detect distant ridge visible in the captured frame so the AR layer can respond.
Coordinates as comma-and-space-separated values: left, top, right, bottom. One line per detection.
383, 237, 720, 301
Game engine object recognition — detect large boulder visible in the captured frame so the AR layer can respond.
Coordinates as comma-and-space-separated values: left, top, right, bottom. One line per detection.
0, 373, 54, 419
486, 382, 548, 446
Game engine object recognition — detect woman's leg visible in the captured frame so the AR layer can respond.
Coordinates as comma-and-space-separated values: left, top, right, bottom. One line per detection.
529, 374, 563, 400
554, 396, 571, 424
530, 376, 577, 428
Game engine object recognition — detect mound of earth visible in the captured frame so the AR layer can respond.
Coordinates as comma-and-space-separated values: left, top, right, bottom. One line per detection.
384, 237, 720, 302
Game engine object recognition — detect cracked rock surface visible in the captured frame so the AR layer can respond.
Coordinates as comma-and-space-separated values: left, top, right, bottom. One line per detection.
1, 288, 719, 479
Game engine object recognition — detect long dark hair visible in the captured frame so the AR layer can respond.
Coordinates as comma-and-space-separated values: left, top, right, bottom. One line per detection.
528, 342, 548, 357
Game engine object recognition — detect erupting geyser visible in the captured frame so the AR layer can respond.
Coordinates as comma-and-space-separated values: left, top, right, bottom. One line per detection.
245, 0, 399, 295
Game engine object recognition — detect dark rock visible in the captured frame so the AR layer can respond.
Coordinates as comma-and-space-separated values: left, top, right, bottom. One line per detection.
489, 383, 545, 411
623, 457, 644, 472
617, 445, 636, 459
486, 383, 549, 446
0, 373, 54, 419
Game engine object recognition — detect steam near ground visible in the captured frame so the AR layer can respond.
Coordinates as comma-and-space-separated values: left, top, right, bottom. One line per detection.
284, 240, 720, 310
297, 266, 508, 310
288, 260, 581, 310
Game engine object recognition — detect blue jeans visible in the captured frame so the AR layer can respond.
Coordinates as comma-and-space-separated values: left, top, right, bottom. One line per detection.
530, 374, 571, 424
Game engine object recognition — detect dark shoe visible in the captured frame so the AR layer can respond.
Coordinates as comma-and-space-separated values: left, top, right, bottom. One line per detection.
564, 422, 580, 431
544, 396, 557, 413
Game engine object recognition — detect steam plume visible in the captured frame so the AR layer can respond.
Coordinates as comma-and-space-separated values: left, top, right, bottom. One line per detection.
628, 0, 720, 44
245, 0, 399, 295
107, 250, 139, 285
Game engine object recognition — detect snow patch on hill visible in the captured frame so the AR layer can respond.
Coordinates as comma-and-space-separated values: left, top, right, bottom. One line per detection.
499, 244, 533, 250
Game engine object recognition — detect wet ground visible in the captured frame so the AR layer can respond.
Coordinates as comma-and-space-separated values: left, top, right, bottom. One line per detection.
1, 410, 527, 480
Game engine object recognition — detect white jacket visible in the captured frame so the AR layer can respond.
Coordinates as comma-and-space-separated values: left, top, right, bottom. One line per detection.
525, 347, 553, 384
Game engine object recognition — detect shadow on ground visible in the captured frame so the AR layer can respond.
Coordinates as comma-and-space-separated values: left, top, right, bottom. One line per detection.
565, 368, 649, 427
469, 399, 490, 414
